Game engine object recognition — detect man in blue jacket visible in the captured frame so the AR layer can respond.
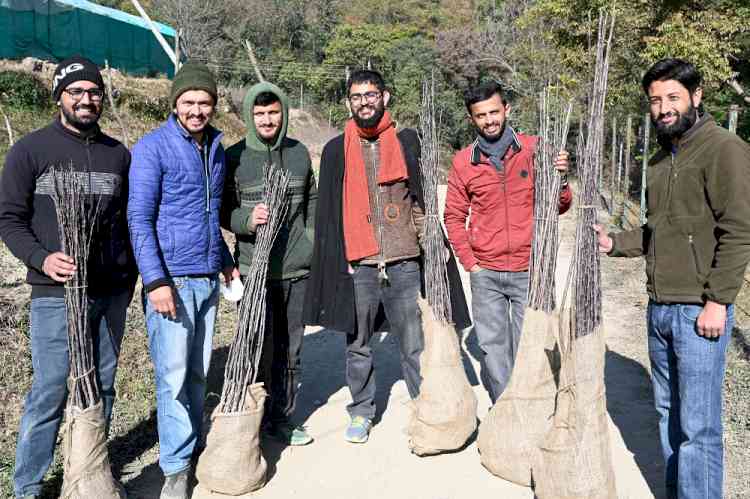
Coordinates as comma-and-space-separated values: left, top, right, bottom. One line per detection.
128, 62, 237, 499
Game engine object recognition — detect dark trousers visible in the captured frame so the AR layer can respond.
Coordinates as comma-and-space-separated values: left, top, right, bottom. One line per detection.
257, 276, 307, 424
346, 259, 424, 420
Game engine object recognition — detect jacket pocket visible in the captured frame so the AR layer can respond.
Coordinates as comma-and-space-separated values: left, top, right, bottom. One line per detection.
688, 234, 701, 278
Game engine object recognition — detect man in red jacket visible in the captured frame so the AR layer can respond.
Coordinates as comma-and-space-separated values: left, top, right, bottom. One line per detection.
444, 81, 571, 402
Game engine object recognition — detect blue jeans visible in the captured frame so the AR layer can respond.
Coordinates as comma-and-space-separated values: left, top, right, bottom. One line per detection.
144, 276, 219, 476
347, 260, 424, 420
647, 301, 733, 499
14, 289, 133, 498
469, 269, 528, 403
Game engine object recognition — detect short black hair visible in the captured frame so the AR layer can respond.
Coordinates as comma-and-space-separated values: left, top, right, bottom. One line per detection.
464, 80, 508, 113
254, 91, 280, 107
641, 58, 702, 95
346, 69, 386, 94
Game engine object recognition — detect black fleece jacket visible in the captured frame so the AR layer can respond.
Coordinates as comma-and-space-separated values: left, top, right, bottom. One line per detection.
0, 118, 137, 298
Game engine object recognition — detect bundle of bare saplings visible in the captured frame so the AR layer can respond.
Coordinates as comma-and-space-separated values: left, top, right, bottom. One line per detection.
406, 76, 477, 456
476, 87, 572, 486
51, 165, 125, 499
536, 11, 617, 499
196, 163, 290, 495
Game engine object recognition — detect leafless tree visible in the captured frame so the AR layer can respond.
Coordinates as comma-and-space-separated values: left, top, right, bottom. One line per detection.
151, 0, 246, 60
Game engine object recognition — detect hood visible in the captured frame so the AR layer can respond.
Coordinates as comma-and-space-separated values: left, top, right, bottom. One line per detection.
243, 81, 290, 152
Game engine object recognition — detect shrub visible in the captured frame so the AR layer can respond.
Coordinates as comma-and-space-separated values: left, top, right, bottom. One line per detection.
0, 70, 51, 109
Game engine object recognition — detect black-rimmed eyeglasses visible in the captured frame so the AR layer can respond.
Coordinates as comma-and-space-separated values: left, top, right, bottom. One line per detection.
64, 87, 105, 102
348, 91, 381, 105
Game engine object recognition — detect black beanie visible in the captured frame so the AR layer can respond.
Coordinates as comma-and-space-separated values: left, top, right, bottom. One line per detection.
52, 56, 105, 101
170, 62, 218, 108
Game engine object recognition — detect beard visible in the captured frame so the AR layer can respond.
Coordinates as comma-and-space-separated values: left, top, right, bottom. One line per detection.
477, 122, 505, 142
353, 101, 385, 129
62, 102, 101, 132
653, 101, 697, 142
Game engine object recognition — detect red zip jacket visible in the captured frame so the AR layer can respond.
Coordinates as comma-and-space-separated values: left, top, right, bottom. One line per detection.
444, 131, 572, 272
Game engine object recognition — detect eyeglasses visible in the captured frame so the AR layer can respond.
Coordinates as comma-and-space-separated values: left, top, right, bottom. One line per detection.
64, 87, 105, 102
348, 91, 382, 105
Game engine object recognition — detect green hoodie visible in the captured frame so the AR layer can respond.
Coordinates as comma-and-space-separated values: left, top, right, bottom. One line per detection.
220, 82, 317, 280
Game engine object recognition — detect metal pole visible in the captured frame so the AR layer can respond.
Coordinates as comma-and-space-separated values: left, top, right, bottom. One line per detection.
640, 113, 650, 225
129, 0, 177, 66
728, 104, 739, 134
174, 29, 181, 73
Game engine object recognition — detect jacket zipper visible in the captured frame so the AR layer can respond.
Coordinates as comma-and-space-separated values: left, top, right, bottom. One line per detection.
653, 153, 676, 300
688, 234, 700, 275
501, 170, 511, 268
204, 142, 210, 213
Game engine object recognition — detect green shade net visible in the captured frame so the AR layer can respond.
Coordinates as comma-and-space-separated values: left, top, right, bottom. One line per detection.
0, 0, 175, 77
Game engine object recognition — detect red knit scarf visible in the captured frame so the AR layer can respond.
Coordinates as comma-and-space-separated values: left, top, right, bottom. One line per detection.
342, 111, 408, 262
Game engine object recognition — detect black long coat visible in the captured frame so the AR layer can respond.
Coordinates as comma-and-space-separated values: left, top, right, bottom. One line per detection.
302, 127, 472, 333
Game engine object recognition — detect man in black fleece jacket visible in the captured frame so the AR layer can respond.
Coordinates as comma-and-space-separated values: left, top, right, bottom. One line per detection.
0, 56, 136, 499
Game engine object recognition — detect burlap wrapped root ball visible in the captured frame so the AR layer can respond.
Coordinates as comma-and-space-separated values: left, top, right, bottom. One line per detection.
536, 316, 617, 499
477, 308, 560, 486
196, 383, 268, 495
60, 401, 126, 499
406, 297, 477, 456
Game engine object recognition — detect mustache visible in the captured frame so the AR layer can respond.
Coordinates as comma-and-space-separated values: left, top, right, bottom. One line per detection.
658, 110, 680, 119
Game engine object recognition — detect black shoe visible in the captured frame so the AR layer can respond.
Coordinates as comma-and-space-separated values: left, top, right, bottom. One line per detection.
160, 469, 190, 499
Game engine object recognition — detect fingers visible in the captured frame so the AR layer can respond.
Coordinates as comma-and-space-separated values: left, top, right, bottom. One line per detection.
43, 252, 76, 282
253, 203, 270, 226
149, 286, 177, 320
554, 150, 570, 172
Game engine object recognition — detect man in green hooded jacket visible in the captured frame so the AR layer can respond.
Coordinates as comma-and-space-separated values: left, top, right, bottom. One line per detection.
221, 82, 317, 446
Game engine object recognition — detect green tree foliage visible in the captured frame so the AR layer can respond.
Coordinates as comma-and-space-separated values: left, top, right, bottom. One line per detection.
89, 0, 750, 142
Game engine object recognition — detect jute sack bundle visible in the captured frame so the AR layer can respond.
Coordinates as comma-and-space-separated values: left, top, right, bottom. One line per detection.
196, 383, 268, 495
406, 297, 477, 456
60, 401, 126, 499
477, 308, 559, 486
535, 316, 616, 499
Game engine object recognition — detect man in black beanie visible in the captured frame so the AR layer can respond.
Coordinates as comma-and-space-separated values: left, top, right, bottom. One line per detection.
0, 55, 136, 499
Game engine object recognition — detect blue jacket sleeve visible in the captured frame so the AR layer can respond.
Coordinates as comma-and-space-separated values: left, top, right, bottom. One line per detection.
128, 138, 168, 288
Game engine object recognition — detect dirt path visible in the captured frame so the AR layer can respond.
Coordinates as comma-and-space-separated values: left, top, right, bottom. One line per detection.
118, 189, 665, 499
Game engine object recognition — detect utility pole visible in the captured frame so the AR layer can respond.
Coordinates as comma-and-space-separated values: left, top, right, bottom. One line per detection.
129, 0, 177, 67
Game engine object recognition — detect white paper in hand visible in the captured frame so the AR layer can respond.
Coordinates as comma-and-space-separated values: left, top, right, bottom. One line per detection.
220, 277, 244, 302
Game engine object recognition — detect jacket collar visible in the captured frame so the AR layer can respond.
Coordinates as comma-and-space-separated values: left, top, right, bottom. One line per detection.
52, 116, 101, 143
167, 112, 222, 145
470, 126, 522, 165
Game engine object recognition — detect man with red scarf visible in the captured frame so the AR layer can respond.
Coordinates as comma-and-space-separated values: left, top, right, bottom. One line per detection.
304, 70, 470, 444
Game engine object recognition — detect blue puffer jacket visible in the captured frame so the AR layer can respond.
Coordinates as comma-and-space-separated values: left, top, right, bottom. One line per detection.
128, 114, 233, 290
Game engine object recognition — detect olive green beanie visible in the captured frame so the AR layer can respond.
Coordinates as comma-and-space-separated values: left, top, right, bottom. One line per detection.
170, 61, 218, 108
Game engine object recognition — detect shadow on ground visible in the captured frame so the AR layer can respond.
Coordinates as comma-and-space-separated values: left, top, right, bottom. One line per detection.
604, 348, 665, 499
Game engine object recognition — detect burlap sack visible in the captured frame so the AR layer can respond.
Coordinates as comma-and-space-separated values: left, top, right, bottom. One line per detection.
536, 318, 617, 499
406, 298, 477, 456
196, 383, 268, 495
477, 308, 559, 486
60, 401, 126, 499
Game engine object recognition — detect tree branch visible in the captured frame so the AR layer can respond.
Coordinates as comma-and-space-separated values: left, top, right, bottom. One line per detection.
725, 77, 750, 106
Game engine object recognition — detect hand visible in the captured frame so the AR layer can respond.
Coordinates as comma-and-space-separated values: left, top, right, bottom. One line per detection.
470, 264, 483, 273
592, 224, 613, 253
696, 301, 727, 338
148, 285, 177, 320
42, 252, 76, 282
554, 150, 569, 173
222, 266, 240, 286
249, 203, 269, 231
